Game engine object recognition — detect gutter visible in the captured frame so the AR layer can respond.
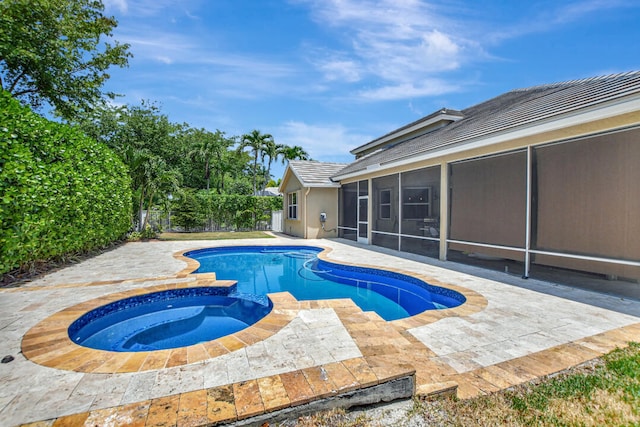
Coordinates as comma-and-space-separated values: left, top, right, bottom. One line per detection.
333, 95, 640, 181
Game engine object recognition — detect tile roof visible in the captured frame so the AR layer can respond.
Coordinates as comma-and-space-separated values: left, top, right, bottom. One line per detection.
335, 71, 640, 177
287, 160, 348, 187
255, 187, 281, 196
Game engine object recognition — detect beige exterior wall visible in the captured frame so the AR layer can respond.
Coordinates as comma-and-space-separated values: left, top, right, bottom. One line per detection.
281, 173, 305, 238
304, 187, 340, 239
280, 171, 339, 239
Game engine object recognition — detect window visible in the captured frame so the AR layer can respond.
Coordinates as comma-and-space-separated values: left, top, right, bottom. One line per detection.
379, 189, 391, 219
402, 187, 431, 220
287, 192, 298, 219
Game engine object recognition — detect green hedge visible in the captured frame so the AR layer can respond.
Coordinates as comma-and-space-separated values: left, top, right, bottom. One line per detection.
0, 91, 132, 275
171, 190, 282, 231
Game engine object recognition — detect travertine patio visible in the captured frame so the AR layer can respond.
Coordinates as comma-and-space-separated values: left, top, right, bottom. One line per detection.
1, 236, 639, 426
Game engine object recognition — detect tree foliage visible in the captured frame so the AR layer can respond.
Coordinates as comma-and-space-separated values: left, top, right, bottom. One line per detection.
238, 129, 274, 194
76, 103, 311, 233
172, 190, 282, 232
0, 0, 131, 119
77, 102, 182, 230
185, 128, 236, 193
0, 90, 131, 274
281, 145, 311, 162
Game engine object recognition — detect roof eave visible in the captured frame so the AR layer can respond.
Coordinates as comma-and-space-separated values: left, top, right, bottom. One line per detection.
350, 112, 463, 156
303, 183, 341, 188
333, 95, 640, 181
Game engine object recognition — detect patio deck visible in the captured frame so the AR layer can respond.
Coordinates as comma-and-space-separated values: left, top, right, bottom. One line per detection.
1, 236, 639, 426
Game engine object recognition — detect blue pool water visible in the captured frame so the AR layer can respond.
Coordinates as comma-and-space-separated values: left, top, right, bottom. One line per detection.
69, 246, 465, 352
69, 287, 271, 351
188, 245, 465, 321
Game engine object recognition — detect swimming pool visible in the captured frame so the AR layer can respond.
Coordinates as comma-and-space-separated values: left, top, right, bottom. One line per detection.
69, 286, 272, 351
186, 245, 465, 321
68, 245, 464, 352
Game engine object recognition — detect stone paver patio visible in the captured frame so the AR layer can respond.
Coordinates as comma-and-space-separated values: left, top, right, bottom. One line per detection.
1, 236, 639, 426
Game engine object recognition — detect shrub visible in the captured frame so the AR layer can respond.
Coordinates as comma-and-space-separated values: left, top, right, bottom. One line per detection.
200, 191, 282, 230
0, 91, 132, 275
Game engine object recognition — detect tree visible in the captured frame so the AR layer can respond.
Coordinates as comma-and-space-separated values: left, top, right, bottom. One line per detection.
216, 148, 245, 194
238, 129, 273, 194
0, 0, 131, 119
172, 189, 205, 232
0, 91, 131, 274
281, 145, 311, 162
186, 129, 234, 193
261, 139, 284, 191
75, 102, 182, 230
139, 156, 181, 231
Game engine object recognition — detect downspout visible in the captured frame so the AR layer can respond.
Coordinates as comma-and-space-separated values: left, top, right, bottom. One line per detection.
303, 187, 311, 239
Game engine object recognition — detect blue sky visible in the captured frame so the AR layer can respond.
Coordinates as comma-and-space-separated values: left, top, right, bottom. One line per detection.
101, 0, 640, 180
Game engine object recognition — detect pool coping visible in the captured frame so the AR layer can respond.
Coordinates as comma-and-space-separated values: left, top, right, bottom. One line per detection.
21, 277, 299, 374
21, 245, 486, 374
14, 241, 640, 426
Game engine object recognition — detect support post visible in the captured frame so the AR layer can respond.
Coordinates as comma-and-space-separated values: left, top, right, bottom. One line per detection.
439, 162, 449, 261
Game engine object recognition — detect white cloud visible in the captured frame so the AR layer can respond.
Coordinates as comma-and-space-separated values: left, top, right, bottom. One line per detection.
294, 0, 635, 101
358, 78, 460, 101
116, 26, 297, 99
482, 0, 636, 44
103, 0, 128, 13
318, 58, 362, 82
120, 0, 184, 16
551, 0, 628, 24
117, 29, 195, 64
423, 30, 459, 60
102, 0, 182, 17
295, 0, 469, 99
274, 121, 371, 162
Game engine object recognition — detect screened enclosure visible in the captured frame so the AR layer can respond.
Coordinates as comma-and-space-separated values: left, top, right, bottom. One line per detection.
446, 128, 640, 281
368, 166, 441, 258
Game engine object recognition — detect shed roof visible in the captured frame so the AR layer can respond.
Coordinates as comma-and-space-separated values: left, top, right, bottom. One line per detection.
255, 187, 281, 196
335, 71, 640, 178
284, 160, 348, 188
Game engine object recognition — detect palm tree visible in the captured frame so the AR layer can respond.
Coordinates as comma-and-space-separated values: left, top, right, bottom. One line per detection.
186, 129, 229, 192
120, 146, 152, 230
238, 130, 274, 194
140, 158, 182, 231
261, 139, 284, 191
281, 145, 311, 163
122, 147, 181, 231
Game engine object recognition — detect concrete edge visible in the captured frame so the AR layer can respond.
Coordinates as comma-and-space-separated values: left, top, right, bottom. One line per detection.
231, 374, 416, 426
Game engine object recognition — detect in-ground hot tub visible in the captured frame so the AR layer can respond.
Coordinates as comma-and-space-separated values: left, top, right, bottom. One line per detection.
68, 286, 272, 352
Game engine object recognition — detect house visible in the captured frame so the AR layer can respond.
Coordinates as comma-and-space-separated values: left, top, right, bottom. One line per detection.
279, 160, 348, 238
280, 72, 640, 281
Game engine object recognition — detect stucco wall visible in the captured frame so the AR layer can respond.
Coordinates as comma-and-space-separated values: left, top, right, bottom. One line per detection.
304, 187, 339, 239
281, 173, 305, 238
280, 169, 339, 239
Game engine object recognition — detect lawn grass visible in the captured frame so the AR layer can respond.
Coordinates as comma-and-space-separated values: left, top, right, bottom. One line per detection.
158, 231, 275, 240
292, 342, 640, 426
